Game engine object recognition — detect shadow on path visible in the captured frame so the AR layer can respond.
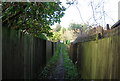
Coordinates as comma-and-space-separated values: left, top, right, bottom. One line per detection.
48, 46, 65, 81
39, 44, 81, 81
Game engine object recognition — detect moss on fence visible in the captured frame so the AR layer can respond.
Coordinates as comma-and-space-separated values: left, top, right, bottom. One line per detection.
75, 35, 120, 79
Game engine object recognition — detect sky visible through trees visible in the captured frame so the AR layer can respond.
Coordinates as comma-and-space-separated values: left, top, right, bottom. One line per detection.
58, 0, 119, 29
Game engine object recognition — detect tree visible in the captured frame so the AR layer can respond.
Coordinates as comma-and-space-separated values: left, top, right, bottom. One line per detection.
48, 32, 61, 42
2, 2, 66, 38
68, 23, 82, 30
68, 23, 83, 35
54, 24, 62, 32
61, 27, 66, 34
67, 23, 90, 41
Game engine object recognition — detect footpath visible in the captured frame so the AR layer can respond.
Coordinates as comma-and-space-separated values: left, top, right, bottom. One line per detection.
38, 44, 81, 81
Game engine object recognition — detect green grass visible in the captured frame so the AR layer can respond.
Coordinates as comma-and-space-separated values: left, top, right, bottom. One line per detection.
38, 43, 61, 79
38, 43, 81, 80
62, 44, 81, 80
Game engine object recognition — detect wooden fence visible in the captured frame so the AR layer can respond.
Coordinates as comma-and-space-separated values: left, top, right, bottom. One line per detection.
2, 27, 58, 80
69, 25, 120, 79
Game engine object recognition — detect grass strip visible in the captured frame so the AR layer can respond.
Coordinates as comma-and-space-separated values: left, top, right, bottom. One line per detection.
62, 44, 81, 81
38, 43, 61, 79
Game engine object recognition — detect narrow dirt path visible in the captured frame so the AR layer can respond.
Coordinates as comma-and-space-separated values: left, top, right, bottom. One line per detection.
48, 46, 65, 80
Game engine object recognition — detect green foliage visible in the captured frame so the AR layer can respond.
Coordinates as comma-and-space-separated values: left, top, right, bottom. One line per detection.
62, 44, 80, 80
61, 27, 66, 34
54, 24, 62, 32
2, 2, 66, 38
48, 25, 64, 42
68, 23, 83, 30
39, 43, 81, 80
68, 23, 89, 32
48, 32, 61, 42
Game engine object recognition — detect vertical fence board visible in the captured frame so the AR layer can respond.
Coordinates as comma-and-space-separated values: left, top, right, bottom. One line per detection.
2, 28, 57, 79
69, 27, 120, 79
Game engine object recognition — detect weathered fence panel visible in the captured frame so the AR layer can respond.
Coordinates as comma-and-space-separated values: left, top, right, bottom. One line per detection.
69, 25, 120, 79
2, 27, 57, 79
69, 43, 77, 64
2, 28, 24, 79
46, 41, 52, 63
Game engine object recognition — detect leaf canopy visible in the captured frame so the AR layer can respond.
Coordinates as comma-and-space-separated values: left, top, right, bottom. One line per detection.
2, 2, 66, 38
